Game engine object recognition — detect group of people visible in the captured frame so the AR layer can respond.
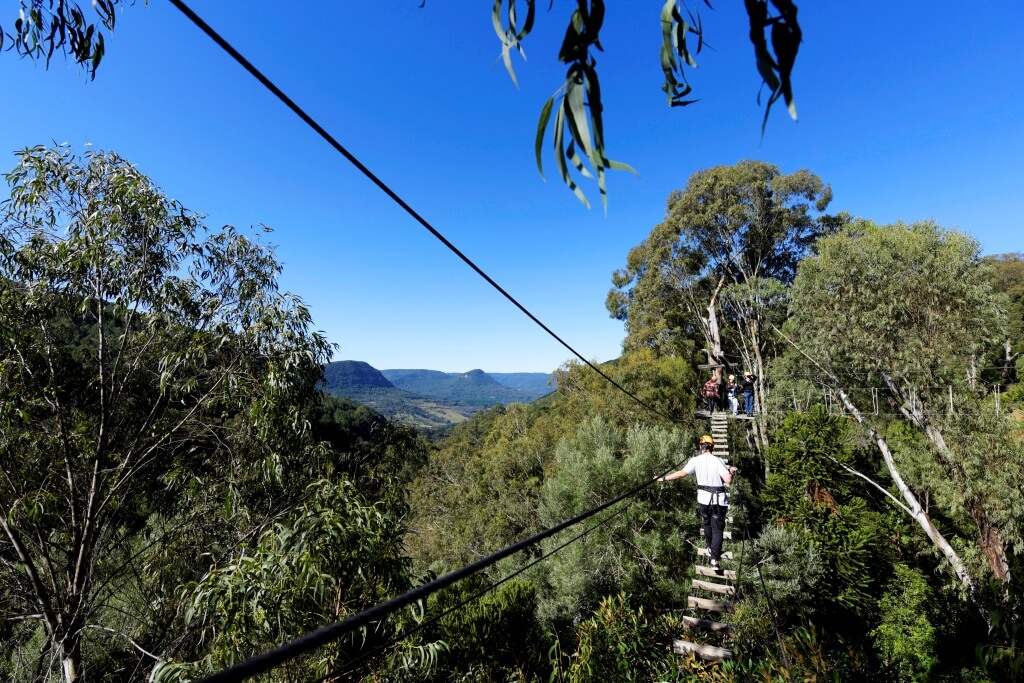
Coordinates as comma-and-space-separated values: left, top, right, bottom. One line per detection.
702, 372, 756, 416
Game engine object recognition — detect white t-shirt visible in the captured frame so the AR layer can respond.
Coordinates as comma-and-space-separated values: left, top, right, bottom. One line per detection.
683, 452, 730, 506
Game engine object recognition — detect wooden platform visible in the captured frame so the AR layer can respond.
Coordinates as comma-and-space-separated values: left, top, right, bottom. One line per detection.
673, 639, 733, 661
697, 548, 734, 560
688, 596, 734, 613
692, 578, 736, 596
682, 615, 736, 635
695, 565, 737, 581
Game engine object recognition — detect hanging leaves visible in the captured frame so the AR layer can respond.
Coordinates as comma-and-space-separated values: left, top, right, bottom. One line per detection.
535, 1, 635, 211
659, 0, 711, 107
492, 0, 536, 88
745, 0, 802, 135
3, 0, 125, 79
501, 0, 801, 208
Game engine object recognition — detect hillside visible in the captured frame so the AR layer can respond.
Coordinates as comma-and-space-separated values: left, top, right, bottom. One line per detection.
489, 372, 554, 396
382, 368, 552, 405
322, 362, 552, 432
322, 360, 394, 389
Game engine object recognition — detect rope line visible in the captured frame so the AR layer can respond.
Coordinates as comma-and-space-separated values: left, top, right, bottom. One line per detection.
320, 500, 636, 682
195, 461, 680, 682
166, 0, 676, 425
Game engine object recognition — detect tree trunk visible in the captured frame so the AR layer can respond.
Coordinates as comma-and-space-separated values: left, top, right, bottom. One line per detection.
705, 275, 726, 368
57, 622, 83, 683
771, 326, 975, 592
750, 318, 769, 452
835, 387, 975, 592
881, 373, 1012, 583
1002, 338, 1019, 385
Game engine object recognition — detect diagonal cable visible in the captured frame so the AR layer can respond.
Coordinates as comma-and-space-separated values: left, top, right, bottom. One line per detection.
319, 500, 635, 682
195, 460, 679, 682
166, 0, 676, 424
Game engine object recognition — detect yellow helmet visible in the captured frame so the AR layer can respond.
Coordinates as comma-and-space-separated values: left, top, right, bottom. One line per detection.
699, 434, 715, 447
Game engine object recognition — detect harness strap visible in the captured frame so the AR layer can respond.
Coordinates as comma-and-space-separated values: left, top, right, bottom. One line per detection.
697, 484, 728, 507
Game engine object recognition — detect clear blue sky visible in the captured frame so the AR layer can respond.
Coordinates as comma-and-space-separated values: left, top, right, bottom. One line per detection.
1, 2, 1022, 372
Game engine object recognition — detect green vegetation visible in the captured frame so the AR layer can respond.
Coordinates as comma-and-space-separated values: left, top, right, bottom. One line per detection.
3, 152, 1022, 682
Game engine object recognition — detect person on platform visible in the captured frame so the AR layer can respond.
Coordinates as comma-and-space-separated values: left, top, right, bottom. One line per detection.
702, 375, 719, 413
726, 375, 739, 415
742, 372, 756, 417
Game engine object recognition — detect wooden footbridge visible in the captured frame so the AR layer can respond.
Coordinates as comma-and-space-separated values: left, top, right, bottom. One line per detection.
673, 411, 740, 662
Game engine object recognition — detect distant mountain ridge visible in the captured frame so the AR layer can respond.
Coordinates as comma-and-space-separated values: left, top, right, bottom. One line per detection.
321, 361, 553, 432
381, 368, 550, 405
488, 372, 554, 395
322, 360, 393, 389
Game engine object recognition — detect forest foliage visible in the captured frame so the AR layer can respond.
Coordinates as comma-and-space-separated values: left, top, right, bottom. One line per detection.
2, 150, 1023, 682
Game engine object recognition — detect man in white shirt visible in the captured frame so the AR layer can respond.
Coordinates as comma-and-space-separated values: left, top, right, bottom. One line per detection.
656, 434, 738, 569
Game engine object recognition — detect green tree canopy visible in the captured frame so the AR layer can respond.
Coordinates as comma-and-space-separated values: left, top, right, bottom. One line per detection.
0, 144, 331, 682
608, 160, 833, 356
787, 220, 1023, 586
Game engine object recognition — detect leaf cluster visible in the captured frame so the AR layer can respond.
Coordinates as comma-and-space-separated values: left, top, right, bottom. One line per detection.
1, 0, 127, 78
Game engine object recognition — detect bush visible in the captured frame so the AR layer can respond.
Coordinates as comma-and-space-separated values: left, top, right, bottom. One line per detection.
870, 564, 937, 682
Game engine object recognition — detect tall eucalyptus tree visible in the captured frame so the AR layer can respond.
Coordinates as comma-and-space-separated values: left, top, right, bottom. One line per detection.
0, 145, 331, 682
607, 160, 836, 447
788, 220, 1022, 588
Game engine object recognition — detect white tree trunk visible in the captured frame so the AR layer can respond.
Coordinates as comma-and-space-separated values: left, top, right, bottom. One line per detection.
772, 325, 975, 592
705, 277, 726, 370
835, 386, 975, 592
881, 374, 1012, 583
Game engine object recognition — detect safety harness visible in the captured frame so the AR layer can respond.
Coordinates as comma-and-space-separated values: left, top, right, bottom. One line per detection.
697, 484, 729, 508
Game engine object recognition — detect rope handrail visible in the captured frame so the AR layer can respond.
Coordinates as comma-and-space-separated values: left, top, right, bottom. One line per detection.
319, 499, 637, 682
196, 460, 681, 682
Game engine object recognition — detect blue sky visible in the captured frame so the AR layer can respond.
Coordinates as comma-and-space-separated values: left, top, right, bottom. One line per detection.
1, 1, 1022, 373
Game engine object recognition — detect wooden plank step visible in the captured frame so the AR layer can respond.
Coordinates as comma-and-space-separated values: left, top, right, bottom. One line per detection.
697, 549, 733, 560
692, 579, 736, 595
672, 639, 734, 661
688, 596, 735, 613
698, 529, 733, 540
695, 565, 737, 580
682, 615, 736, 635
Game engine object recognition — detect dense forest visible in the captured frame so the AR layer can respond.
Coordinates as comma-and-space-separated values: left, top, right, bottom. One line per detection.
2, 148, 1022, 682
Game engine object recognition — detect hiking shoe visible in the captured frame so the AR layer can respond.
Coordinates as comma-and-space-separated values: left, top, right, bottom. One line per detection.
710, 559, 720, 570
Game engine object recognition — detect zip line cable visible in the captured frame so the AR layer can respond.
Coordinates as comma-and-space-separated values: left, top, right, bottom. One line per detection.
166, 0, 676, 425
195, 460, 681, 682
320, 500, 636, 683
